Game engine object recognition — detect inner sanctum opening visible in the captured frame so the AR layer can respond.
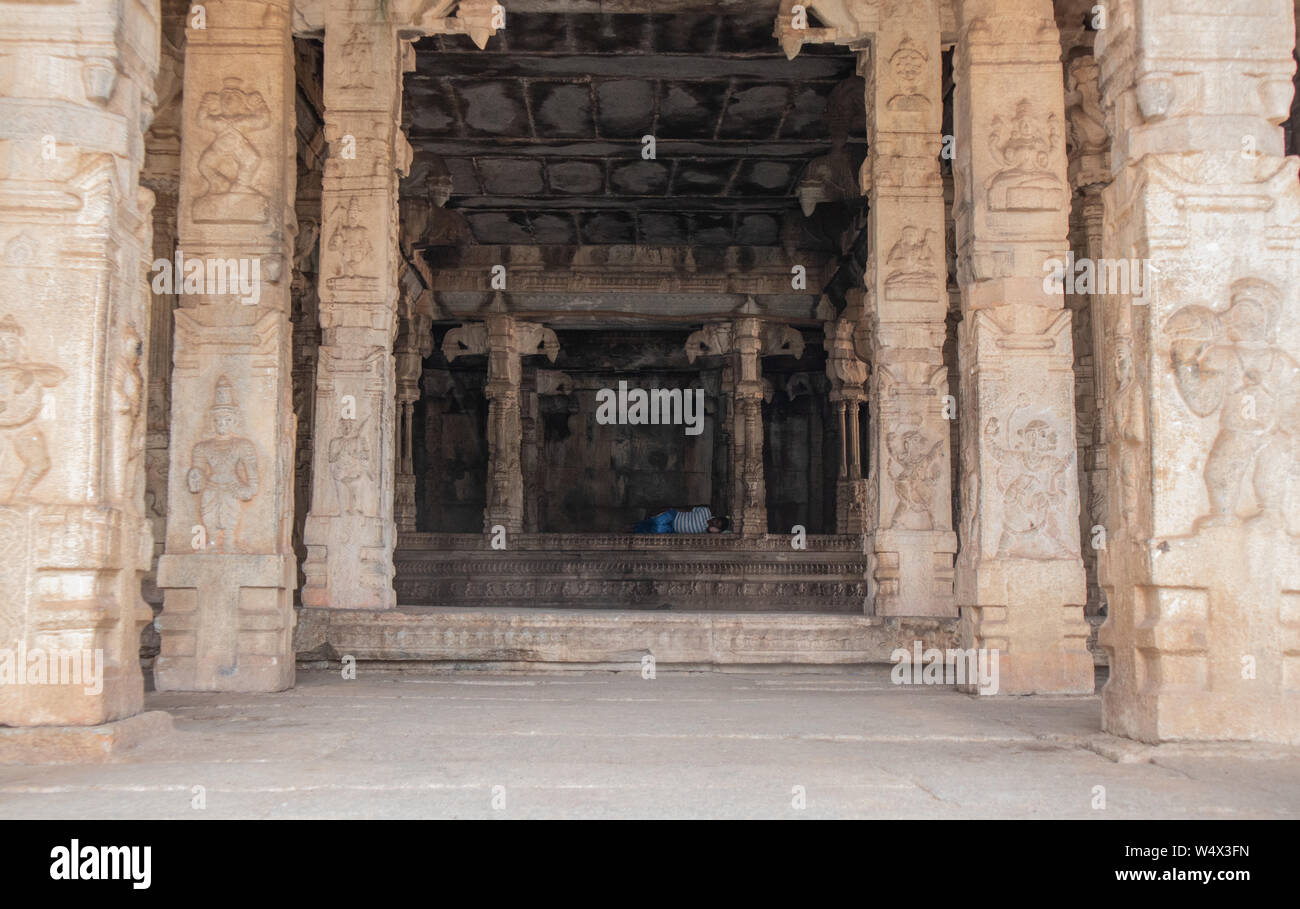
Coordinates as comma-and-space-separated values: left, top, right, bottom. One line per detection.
380, 5, 882, 613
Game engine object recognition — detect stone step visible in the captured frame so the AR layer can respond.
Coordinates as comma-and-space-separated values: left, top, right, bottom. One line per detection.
295, 606, 959, 668
394, 533, 870, 613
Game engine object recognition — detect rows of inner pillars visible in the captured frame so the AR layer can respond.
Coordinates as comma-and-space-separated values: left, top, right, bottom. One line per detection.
0, 0, 1297, 746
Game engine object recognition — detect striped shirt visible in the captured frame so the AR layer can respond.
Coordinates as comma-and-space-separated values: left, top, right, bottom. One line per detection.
673, 506, 712, 534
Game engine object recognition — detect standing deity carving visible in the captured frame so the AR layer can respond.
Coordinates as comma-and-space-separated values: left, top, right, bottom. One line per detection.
187, 376, 259, 551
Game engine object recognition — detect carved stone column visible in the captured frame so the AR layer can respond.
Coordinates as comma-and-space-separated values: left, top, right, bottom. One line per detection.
0, 0, 158, 724
156, 0, 298, 692
1064, 52, 1111, 623
861, 8, 958, 616
394, 326, 425, 535
394, 165, 440, 535
686, 307, 802, 537
443, 314, 559, 535
821, 300, 870, 534
301, 3, 414, 610
732, 313, 768, 537
1095, 0, 1300, 743
140, 9, 186, 627
952, 0, 1093, 694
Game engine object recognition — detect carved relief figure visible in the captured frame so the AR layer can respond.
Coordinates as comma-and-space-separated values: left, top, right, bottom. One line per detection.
328, 197, 375, 278
960, 438, 979, 558
193, 77, 271, 222
1109, 335, 1145, 534
338, 27, 375, 90
986, 99, 1065, 212
112, 324, 145, 499
1167, 278, 1300, 528
328, 416, 373, 516
884, 225, 938, 301
1064, 58, 1108, 159
0, 315, 64, 499
886, 427, 943, 529
887, 37, 930, 112
187, 376, 259, 551
984, 396, 1077, 559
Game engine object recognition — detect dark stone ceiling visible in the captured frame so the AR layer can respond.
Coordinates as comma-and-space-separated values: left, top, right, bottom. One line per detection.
403, 5, 865, 249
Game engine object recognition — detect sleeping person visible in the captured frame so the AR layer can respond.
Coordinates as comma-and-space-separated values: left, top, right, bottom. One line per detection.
628, 504, 729, 534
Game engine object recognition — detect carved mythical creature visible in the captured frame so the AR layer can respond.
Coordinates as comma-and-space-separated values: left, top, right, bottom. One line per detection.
1167, 278, 1300, 528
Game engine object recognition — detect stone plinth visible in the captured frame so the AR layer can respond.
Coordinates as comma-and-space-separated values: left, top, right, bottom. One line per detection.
296, 606, 958, 667
0, 711, 172, 765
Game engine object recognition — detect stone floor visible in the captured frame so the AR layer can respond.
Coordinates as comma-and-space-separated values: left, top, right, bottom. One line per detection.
1, 668, 1297, 819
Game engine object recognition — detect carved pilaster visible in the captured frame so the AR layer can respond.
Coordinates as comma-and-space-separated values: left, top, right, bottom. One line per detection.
1095, 0, 1300, 743
1065, 51, 1111, 621
156, 0, 298, 692
0, 0, 160, 724
821, 303, 871, 536
861, 6, 958, 617
302, 2, 414, 609
952, 0, 1093, 694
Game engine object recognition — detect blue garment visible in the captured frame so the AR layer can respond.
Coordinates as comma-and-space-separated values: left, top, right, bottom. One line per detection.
633, 510, 677, 534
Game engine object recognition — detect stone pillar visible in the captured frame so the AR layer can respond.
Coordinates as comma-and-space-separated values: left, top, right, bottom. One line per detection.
394, 167, 439, 536
1064, 52, 1111, 624
952, 0, 1093, 693
861, 7, 958, 617
394, 326, 423, 535
442, 314, 559, 535
821, 300, 870, 534
1095, 0, 1300, 742
140, 10, 185, 628
155, 0, 298, 692
732, 313, 768, 537
686, 310, 803, 536
301, 2, 414, 609
0, 0, 158, 724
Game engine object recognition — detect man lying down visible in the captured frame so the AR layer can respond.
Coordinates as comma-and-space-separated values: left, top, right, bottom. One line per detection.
628, 505, 730, 534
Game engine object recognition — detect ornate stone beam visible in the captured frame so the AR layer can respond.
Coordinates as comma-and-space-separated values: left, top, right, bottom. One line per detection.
773, 0, 959, 60
156, 0, 298, 692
